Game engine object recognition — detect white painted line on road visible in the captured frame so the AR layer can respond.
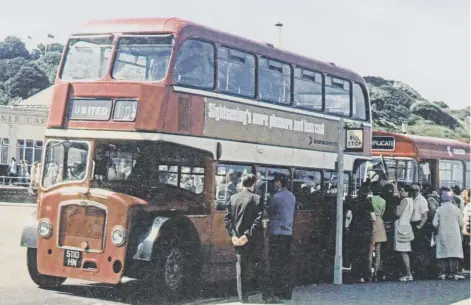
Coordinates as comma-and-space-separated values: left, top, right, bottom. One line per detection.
0, 202, 36, 207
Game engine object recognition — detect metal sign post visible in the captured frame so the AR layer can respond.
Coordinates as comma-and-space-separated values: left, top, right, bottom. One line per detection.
334, 118, 345, 285
334, 120, 364, 285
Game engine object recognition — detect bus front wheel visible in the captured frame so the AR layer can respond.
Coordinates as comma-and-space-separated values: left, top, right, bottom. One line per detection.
27, 248, 66, 288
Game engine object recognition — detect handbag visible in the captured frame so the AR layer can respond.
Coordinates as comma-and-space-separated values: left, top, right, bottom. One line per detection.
396, 199, 414, 243
397, 223, 414, 243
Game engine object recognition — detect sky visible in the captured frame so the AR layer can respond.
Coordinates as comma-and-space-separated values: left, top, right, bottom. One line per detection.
0, 0, 469, 109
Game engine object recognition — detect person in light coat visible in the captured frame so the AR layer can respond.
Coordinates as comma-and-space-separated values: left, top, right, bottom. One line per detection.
432, 191, 465, 280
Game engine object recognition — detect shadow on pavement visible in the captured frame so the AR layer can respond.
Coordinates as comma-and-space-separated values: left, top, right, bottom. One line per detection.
50, 278, 243, 305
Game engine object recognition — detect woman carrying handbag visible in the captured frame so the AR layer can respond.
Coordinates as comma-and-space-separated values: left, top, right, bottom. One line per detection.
394, 184, 415, 282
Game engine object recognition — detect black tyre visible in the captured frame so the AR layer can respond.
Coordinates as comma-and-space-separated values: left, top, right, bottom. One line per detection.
147, 236, 201, 301
27, 248, 66, 288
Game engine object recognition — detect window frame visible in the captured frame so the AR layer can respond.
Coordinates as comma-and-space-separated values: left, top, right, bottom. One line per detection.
352, 82, 369, 121
59, 35, 114, 81
439, 159, 465, 189
324, 74, 352, 118
216, 45, 257, 99
257, 56, 292, 105
293, 66, 324, 113
292, 168, 324, 210
172, 38, 217, 90
110, 34, 175, 82
0, 138, 9, 164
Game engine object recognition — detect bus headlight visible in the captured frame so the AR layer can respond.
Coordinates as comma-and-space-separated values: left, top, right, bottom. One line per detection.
38, 219, 53, 238
111, 226, 126, 247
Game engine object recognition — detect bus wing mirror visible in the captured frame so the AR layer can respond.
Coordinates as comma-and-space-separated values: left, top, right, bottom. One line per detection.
216, 142, 222, 160
90, 161, 96, 180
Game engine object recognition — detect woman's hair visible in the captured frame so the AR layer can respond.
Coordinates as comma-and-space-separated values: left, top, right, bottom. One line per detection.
382, 183, 395, 196
400, 184, 413, 196
422, 182, 433, 195
462, 189, 469, 204
370, 181, 381, 195
441, 191, 453, 202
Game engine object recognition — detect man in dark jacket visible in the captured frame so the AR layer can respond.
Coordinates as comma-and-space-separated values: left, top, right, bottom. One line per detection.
224, 174, 268, 303
266, 174, 296, 301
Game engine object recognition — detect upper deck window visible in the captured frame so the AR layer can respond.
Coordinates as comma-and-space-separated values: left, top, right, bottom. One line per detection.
173, 39, 215, 89
258, 58, 291, 104
294, 68, 322, 111
217, 47, 255, 98
325, 76, 350, 117
61, 36, 113, 81
352, 83, 367, 120
112, 35, 173, 81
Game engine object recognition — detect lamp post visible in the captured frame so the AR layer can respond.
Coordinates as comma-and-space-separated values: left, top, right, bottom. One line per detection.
275, 22, 283, 48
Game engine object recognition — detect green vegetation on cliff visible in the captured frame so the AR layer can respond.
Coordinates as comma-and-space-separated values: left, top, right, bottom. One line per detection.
365, 76, 469, 140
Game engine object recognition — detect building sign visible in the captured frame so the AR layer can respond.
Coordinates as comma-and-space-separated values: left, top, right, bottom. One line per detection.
0, 113, 47, 126
372, 136, 396, 151
203, 97, 369, 154
69, 99, 112, 121
345, 127, 364, 152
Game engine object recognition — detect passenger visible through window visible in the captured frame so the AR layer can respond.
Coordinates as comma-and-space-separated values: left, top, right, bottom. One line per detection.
215, 164, 253, 210
174, 39, 214, 88
256, 166, 291, 205
324, 171, 349, 198
292, 169, 322, 210
112, 35, 173, 81
61, 36, 113, 81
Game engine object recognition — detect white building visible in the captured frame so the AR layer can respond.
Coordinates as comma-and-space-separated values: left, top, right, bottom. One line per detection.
0, 87, 52, 173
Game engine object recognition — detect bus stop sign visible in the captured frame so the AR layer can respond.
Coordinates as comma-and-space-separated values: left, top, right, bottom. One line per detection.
344, 126, 364, 153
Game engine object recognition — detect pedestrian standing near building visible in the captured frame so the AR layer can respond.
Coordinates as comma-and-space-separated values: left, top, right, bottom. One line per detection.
266, 174, 296, 302
432, 191, 465, 280
7, 157, 17, 185
224, 174, 269, 303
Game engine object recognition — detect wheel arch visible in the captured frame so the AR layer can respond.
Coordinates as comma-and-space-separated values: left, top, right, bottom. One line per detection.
20, 210, 38, 248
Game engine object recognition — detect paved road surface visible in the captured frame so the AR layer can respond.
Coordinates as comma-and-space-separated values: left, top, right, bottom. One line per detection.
0, 204, 469, 305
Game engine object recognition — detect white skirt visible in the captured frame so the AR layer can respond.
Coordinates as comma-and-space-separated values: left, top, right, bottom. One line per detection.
393, 219, 411, 252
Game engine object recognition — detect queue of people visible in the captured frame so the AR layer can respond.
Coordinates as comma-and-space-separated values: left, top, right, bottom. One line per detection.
347, 180, 470, 283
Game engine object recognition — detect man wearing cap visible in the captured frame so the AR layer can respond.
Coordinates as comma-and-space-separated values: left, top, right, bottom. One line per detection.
224, 174, 269, 303
266, 174, 296, 301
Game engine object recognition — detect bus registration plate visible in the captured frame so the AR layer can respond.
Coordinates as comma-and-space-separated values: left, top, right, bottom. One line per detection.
63, 250, 82, 268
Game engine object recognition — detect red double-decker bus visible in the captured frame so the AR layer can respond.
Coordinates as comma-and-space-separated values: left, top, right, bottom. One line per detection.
372, 130, 470, 190
20, 18, 372, 297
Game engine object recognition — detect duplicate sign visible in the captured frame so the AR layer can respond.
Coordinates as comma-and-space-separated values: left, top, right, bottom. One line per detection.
372, 136, 396, 151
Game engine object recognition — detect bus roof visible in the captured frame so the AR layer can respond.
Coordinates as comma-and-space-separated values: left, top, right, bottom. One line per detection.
372, 130, 470, 161
72, 17, 366, 85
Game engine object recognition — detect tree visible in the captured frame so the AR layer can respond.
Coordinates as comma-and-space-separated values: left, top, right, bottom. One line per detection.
4, 65, 49, 99
37, 43, 64, 55
0, 57, 27, 81
0, 88, 10, 105
33, 51, 62, 82
0, 36, 30, 59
